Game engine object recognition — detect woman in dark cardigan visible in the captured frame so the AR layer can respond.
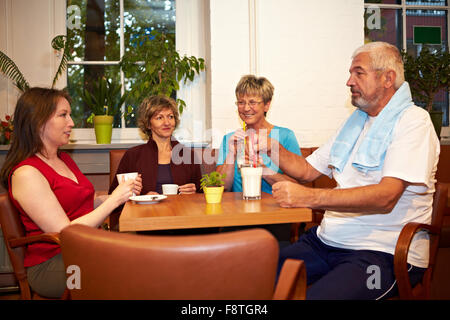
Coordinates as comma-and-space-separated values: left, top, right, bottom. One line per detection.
109, 95, 202, 196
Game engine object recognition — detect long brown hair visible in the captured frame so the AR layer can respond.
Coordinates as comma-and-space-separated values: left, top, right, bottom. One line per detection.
0, 87, 71, 188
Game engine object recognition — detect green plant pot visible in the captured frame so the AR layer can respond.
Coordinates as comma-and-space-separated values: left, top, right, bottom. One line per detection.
93, 115, 114, 144
429, 111, 443, 139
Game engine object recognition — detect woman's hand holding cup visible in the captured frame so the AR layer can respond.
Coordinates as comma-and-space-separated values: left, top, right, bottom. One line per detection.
179, 183, 196, 194
110, 179, 135, 206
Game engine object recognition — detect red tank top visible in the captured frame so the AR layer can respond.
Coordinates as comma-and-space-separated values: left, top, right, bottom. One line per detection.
8, 152, 95, 267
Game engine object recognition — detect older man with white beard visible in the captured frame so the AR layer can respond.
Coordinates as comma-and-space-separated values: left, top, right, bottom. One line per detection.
257, 42, 440, 299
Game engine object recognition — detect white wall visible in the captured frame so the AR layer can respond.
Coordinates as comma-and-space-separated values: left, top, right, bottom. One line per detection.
175, 0, 209, 144
209, 0, 364, 148
1, 0, 365, 148
0, 0, 65, 117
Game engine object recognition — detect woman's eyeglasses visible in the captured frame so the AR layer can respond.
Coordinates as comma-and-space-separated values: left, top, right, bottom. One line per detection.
235, 100, 263, 108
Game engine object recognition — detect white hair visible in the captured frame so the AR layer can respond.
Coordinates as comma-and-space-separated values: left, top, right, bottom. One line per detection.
352, 41, 405, 89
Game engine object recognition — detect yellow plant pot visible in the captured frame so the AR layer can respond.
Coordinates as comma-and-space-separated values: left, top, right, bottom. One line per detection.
203, 186, 224, 204
93, 115, 114, 144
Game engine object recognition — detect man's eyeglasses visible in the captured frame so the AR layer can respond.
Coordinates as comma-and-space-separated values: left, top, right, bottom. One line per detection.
236, 100, 263, 108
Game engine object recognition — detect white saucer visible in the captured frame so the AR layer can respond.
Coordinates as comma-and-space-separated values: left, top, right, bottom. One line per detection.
129, 195, 167, 204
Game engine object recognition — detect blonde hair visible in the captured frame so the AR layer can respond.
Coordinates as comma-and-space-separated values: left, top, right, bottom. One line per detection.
352, 41, 405, 89
137, 95, 180, 137
235, 75, 274, 104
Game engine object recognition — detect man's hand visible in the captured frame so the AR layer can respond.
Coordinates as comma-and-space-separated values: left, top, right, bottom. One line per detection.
273, 177, 408, 214
272, 181, 315, 208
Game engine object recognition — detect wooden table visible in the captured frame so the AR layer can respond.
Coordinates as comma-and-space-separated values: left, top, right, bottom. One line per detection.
119, 192, 313, 232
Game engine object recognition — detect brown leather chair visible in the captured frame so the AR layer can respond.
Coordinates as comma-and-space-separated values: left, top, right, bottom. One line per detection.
393, 182, 448, 299
60, 224, 306, 300
0, 193, 61, 299
109, 149, 127, 186
106, 149, 127, 230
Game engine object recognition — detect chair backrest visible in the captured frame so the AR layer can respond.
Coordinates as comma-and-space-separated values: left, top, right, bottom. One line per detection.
427, 182, 448, 277
194, 148, 218, 175
436, 145, 450, 183
412, 182, 448, 299
61, 224, 280, 300
0, 193, 30, 299
109, 149, 126, 186
395, 182, 449, 299
109, 148, 220, 183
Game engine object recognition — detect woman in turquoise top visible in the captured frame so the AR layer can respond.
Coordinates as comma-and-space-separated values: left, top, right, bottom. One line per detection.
216, 75, 301, 194
216, 75, 301, 244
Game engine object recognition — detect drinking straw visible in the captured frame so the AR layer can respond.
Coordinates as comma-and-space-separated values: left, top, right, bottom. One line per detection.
251, 131, 257, 168
242, 121, 246, 165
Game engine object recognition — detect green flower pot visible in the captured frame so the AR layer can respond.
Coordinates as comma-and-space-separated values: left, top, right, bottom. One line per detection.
93, 115, 114, 144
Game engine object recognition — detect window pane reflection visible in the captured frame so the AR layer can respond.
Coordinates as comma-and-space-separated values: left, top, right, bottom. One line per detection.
365, 8, 403, 50
124, 0, 176, 54
406, 9, 449, 125
67, 0, 120, 61
66, 0, 176, 128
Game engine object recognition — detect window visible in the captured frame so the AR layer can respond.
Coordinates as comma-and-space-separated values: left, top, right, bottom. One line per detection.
364, 0, 449, 126
66, 0, 177, 142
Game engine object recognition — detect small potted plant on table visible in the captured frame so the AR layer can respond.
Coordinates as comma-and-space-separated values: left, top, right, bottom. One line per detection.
200, 171, 226, 204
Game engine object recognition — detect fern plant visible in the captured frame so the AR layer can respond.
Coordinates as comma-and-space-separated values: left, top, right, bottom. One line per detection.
0, 51, 30, 92
200, 171, 226, 189
51, 35, 71, 89
0, 34, 70, 92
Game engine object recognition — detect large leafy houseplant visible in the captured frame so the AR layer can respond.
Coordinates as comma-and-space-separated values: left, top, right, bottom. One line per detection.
402, 46, 450, 137
120, 30, 205, 114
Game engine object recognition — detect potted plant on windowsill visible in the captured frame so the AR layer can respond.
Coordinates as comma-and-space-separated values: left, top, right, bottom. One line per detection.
82, 77, 130, 144
200, 171, 226, 204
0, 114, 13, 145
402, 46, 450, 138
120, 30, 205, 114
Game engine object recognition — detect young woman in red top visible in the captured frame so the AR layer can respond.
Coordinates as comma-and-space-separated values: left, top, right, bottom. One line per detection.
0, 88, 142, 298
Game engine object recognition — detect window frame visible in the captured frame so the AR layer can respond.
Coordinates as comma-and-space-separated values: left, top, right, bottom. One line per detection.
66, 0, 206, 144
364, 0, 450, 128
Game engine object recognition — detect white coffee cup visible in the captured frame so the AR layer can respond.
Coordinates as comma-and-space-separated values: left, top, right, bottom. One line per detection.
116, 172, 138, 196
162, 184, 179, 195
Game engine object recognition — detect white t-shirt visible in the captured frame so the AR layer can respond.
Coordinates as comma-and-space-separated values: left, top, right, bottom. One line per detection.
306, 106, 440, 268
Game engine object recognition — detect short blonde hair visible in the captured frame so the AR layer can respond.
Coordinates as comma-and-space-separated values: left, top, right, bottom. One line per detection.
352, 41, 405, 89
235, 75, 274, 104
137, 95, 180, 137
